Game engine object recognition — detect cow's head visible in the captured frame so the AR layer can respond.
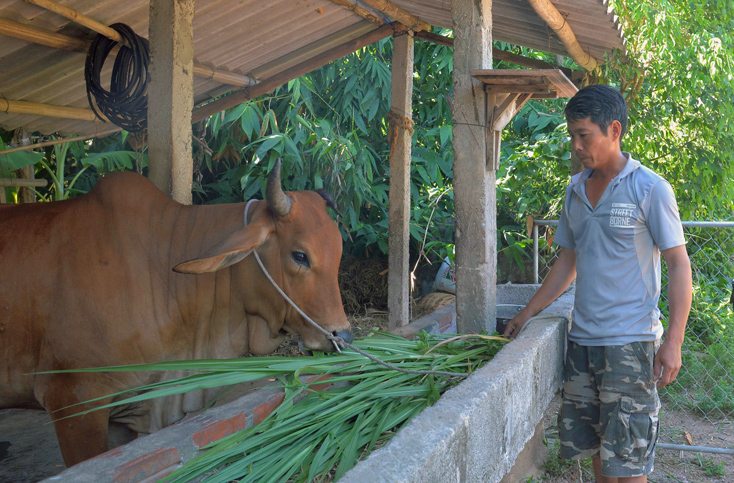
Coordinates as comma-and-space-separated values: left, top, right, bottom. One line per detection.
173, 160, 352, 352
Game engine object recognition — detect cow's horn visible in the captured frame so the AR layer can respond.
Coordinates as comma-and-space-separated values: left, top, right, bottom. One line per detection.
266, 158, 291, 218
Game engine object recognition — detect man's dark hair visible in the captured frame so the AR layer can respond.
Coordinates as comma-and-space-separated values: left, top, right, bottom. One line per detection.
564, 84, 628, 139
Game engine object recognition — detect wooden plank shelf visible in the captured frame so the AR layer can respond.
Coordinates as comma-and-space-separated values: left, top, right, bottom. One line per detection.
471, 68, 578, 99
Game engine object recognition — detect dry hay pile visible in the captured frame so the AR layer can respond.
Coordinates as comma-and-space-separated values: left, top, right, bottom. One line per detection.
338, 254, 389, 315
411, 291, 456, 320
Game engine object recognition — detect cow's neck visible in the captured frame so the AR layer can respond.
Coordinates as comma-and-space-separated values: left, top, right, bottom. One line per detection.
164, 202, 253, 359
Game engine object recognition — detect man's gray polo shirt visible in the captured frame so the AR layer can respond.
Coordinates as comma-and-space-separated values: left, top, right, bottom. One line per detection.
554, 154, 686, 346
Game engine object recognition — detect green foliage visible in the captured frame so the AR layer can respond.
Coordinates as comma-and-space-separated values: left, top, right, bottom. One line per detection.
191, 33, 457, 261
605, 0, 734, 219
695, 455, 726, 477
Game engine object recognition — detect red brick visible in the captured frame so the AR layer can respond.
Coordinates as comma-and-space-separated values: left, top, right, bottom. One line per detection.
253, 392, 285, 425
192, 413, 247, 448
112, 448, 180, 483
301, 374, 332, 393
90, 445, 123, 461
438, 314, 453, 332
139, 465, 180, 483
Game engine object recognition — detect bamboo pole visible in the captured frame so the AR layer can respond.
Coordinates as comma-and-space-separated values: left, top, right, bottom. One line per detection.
192, 24, 394, 123
0, 98, 105, 122
0, 18, 88, 51
24, 0, 123, 45
0, 129, 121, 157
526, 0, 598, 71
3, 14, 255, 87
358, 0, 430, 32
329, 0, 388, 26
0, 178, 49, 188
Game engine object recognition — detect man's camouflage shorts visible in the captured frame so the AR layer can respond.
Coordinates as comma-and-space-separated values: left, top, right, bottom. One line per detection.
558, 340, 660, 478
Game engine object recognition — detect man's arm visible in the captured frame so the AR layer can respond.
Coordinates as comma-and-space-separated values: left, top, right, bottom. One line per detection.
503, 248, 577, 338
655, 244, 692, 387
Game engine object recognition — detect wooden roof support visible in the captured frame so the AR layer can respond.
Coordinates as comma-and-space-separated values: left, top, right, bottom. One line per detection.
330, 0, 389, 27
526, 0, 598, 71
3, 14, 255, 88
387, 30, 414, 331
358, 0, 430, 31
414, 30, 573, 78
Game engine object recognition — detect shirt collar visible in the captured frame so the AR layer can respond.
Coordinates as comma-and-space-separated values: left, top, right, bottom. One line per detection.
571, 152, 641, 188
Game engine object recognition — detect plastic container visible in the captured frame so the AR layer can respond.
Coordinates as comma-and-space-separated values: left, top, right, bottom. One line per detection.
433, 257, 456, 294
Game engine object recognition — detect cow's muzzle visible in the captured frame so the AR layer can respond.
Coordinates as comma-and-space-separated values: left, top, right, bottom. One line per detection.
332, 329, 354, 345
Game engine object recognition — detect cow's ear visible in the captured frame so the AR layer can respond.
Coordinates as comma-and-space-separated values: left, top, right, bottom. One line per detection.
173, 222, 272, 274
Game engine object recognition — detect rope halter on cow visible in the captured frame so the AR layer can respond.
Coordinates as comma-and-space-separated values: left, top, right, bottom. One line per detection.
244, 199, 469, 378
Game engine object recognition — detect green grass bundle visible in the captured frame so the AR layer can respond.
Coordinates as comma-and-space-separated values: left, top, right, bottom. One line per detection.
60, 332, 507, 482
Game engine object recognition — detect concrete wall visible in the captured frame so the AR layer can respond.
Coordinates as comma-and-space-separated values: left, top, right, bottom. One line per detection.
342, 285, 574, 482
44, 284, 574, 482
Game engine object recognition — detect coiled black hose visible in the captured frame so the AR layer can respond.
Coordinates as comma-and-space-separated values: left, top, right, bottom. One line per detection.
84, 23, 149, 132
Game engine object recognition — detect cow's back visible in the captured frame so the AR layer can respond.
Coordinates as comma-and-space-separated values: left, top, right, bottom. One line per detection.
0, 172, 175, 409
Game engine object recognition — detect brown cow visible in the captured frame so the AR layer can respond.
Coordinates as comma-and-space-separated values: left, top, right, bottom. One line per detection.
0, 160, 352, 466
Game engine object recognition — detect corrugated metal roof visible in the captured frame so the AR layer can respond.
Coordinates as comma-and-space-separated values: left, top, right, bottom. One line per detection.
0, 0, 625, 137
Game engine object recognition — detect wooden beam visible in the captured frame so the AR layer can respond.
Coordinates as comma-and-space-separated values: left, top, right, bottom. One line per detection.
0, 98, 104, 122
330, 0, 388, 27
192, 24, 394, 123
484, 84, 554, 94
526, 0, 599, 71
387, 31, 414, 331
358, 0, 430, 32
0, 178, 48, 188
1, 17, 255, 88
413, 30, 573, 77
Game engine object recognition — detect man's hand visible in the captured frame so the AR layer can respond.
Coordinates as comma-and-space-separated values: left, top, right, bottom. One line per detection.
502, 248, 577, 340
654, 339, 683, 388
656, 245, 691, 388
503, 310, 533, 339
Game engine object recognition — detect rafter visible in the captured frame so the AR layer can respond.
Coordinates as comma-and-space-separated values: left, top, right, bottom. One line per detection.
356, 0, 430, 31
526, 0, 598, 71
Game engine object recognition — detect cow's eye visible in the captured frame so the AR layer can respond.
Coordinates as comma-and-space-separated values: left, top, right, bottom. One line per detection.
292, 251, 310, 267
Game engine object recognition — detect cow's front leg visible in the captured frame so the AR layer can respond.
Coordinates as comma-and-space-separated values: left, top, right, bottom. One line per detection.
37, 375, 112, 466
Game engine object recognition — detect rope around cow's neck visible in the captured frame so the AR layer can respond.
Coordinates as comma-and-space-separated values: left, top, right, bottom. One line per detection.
244, 200, 469, 378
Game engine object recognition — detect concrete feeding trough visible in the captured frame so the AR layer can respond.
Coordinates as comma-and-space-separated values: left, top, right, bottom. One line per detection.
44, 284, 574, 482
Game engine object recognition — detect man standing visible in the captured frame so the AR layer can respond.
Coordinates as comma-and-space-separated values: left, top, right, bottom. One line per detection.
504, 85, 692, 482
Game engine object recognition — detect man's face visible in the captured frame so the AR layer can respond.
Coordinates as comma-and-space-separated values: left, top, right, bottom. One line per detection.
567, 117, 621, 170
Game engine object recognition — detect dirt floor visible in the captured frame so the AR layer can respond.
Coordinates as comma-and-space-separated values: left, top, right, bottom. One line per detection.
539, 395, 734, 482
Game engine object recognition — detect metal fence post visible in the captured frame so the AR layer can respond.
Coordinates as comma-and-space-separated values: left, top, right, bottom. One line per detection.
533, 223, 539, 284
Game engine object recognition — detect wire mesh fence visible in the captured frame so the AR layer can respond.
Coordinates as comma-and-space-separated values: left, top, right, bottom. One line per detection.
533, 219, 734, 447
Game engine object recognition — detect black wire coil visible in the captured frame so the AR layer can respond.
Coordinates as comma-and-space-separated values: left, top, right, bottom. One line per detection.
85, 23, 149, 132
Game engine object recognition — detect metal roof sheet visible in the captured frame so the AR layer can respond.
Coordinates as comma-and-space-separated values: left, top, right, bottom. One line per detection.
0, 0, 625, 137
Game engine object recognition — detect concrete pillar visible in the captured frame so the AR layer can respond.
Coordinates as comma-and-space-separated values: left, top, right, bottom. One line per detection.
452, 0, 496, 333
147, 0, 195, 204
387, 30, 415, 331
